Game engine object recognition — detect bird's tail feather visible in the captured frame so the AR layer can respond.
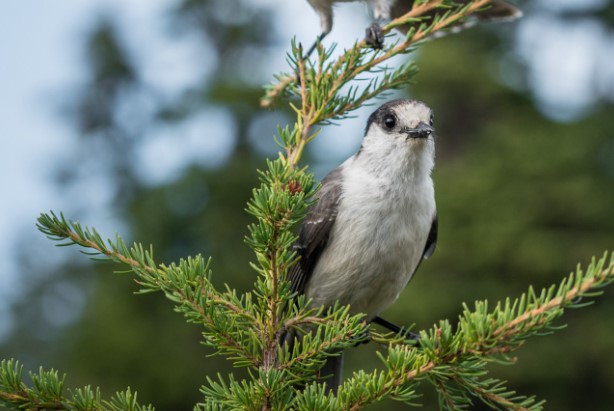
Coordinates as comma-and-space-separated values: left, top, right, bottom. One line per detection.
319, 352, 344, 393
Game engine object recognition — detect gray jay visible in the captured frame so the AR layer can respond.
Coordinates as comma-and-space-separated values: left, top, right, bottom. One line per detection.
287, 99, 438, 390
305, 0, 522, 55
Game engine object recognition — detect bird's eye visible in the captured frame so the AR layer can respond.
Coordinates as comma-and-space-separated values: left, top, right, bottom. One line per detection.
429, 113, 434, 126
383, 114, 396, 130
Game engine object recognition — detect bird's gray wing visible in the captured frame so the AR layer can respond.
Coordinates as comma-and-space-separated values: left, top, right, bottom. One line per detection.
287, 167, 343, 294
422, 215, 438, 259
391, 0, 521, 34
405, 215, 438, 286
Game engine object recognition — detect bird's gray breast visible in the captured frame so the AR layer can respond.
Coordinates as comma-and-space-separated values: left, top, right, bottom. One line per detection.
304, 162, 435, 319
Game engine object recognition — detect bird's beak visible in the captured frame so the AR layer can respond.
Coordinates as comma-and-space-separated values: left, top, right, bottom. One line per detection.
405, 122, 434, 139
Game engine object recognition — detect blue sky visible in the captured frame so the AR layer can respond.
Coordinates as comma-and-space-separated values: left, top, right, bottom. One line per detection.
1, 1, 91, 291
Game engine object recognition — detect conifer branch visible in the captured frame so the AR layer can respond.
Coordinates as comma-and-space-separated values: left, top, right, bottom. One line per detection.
36, 212, 261, 367
260, 0, 491, 113
0, 359, 154, 411
335, 254, 614, 410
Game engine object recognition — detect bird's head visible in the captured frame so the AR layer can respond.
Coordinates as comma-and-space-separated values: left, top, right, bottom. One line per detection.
366, 99, 434, 142
359, 99, 436, 174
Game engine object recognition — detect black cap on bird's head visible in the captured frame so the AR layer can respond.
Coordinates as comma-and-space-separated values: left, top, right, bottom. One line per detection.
366, 99, 435, 140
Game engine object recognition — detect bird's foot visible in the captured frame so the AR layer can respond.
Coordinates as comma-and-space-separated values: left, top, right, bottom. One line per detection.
365, 23, 385, 49
353, 329, 372, 347
399, 329, 421, 345
372, 316, 421, 346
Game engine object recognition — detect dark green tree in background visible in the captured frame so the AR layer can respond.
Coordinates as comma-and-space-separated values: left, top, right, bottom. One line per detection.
1, 0, 614, 409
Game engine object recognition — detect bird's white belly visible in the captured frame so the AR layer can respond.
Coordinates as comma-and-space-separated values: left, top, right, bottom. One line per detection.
305, 170, 434, 319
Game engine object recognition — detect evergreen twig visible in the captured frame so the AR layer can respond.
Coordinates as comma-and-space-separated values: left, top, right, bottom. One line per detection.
0, 359, 154, 411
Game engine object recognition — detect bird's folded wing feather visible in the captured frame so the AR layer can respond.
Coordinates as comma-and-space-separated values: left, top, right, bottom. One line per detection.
423, 216, 438, 259
287, 168, 343, 294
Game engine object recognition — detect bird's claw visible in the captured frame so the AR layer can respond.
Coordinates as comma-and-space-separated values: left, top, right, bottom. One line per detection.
353, 329, 372, 347
365, 23, 384, 49
371, 316, 421, 346
399, 329, 421, 346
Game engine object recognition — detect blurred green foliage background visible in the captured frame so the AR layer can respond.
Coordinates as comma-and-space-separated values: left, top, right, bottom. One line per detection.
1, 0, 613, 409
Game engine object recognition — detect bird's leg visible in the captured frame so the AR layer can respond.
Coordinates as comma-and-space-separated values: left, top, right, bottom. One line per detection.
352, 327, 372, 347
365, 20, 386, 49
372, 316, 420, 344
365, 0, 392, 49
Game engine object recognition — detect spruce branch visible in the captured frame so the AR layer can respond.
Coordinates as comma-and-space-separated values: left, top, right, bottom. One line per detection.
36, 211, 261, 368
333, 253, 614, 410
260, 0, 492, 113
0, 359, 154, 411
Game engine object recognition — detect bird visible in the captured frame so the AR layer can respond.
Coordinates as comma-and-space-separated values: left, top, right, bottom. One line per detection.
286, 99, 438, 391
304, 0, 522, 56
